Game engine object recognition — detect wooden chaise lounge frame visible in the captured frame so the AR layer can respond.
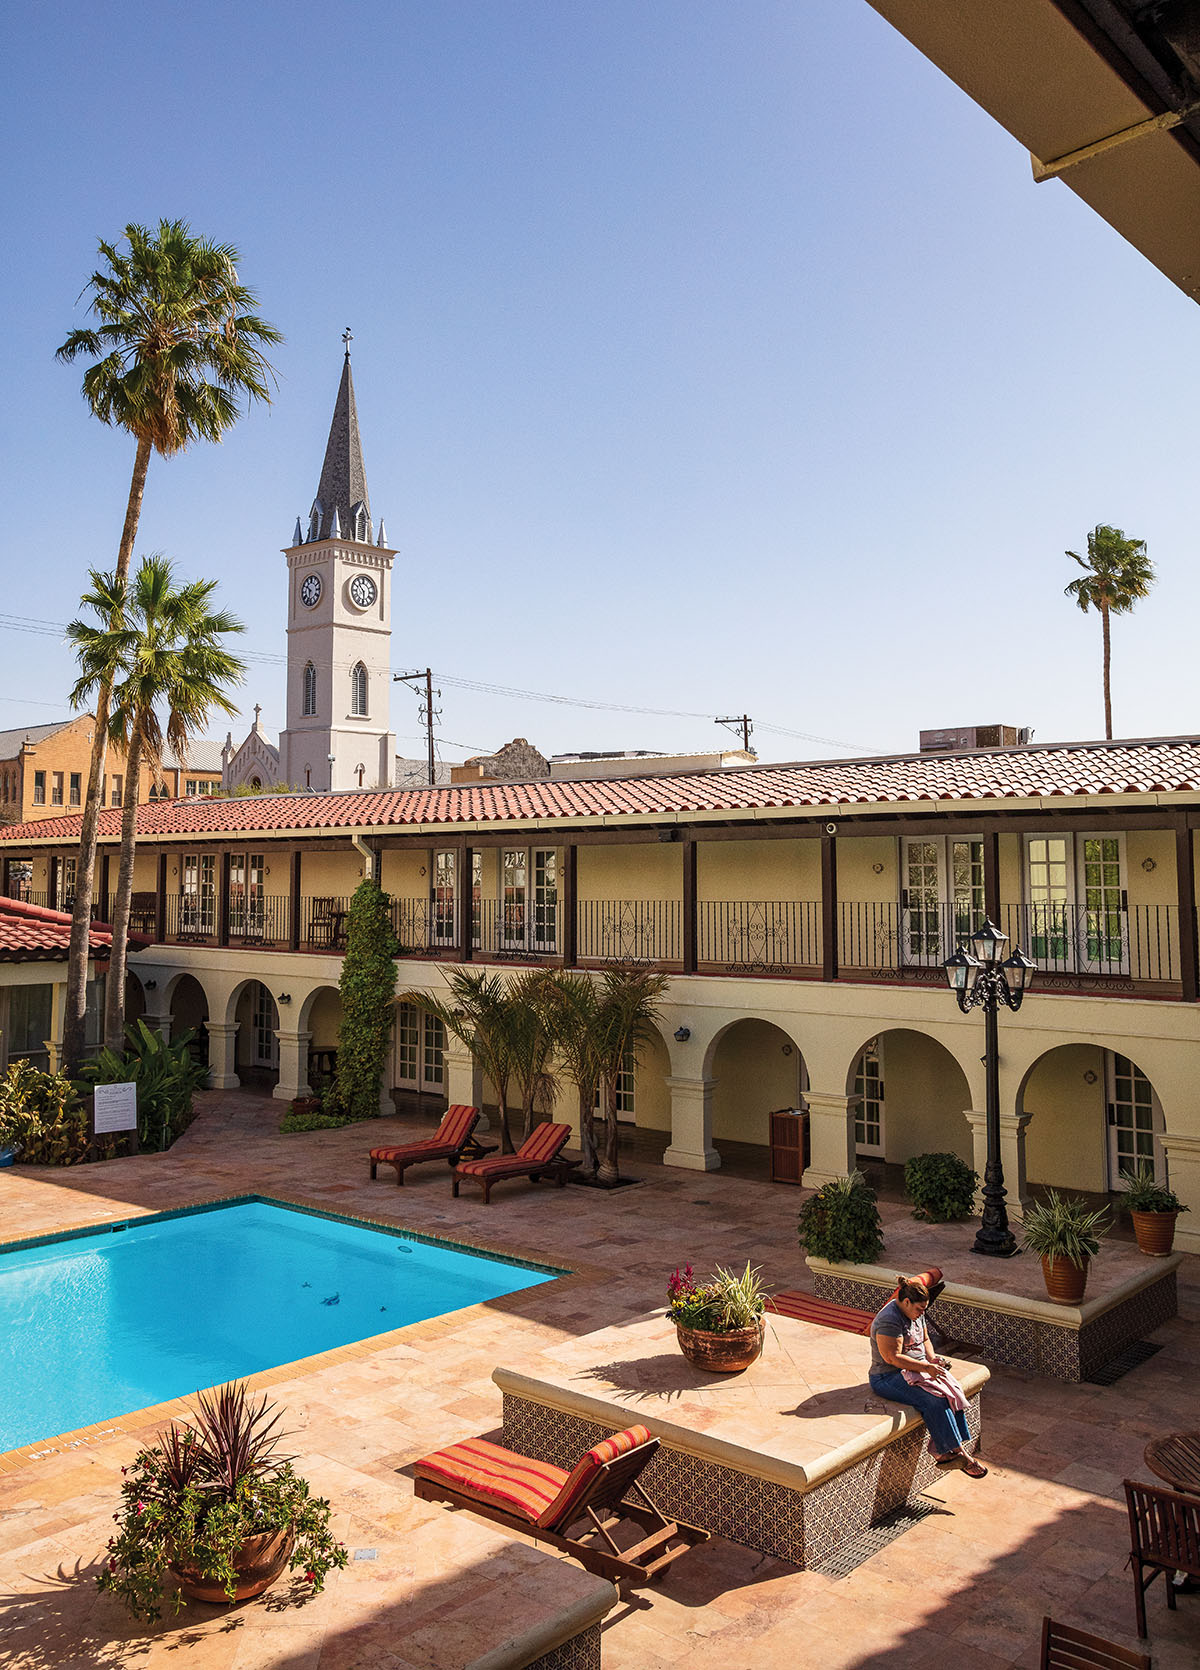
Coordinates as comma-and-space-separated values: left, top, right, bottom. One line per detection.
368, 1104, 481, 1185
413, 1424, 708, 1587
452, 1121, 572, 1205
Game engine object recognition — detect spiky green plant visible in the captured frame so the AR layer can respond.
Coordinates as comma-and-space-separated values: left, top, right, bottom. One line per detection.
1020, 1190, 1109, 1269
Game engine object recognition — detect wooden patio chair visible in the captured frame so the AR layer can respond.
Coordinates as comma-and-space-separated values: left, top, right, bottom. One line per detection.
452, 1121, 572, 1204
368, 1105, 481, 1185
413, 1422, 708, 1586
1124, 1477, 1200, 1637
1040, 1616, 1149, 1670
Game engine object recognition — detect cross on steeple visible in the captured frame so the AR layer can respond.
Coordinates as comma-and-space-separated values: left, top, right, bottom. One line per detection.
342, 326, 353, 357
253, 703, 262, 725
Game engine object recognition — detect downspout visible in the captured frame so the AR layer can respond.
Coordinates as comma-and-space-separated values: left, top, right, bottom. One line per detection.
350, 834, 378, 883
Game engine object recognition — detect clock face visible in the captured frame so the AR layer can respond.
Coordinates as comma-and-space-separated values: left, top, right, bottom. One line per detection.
348, 573, 378, 609
300, 573, 322, 608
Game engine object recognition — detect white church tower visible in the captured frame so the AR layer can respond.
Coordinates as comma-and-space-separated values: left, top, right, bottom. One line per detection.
278, 335, 397, 793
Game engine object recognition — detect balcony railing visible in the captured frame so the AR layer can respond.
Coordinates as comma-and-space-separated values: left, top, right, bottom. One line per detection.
578, 899, 681, 964
698, 900, 821, 970
227, 894, 290, 949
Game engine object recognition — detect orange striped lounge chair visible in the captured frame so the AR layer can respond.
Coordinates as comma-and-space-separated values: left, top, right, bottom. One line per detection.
452, 1120, 572, 1205
413, 1422, 708, 1585
369, 1104, 481, 1185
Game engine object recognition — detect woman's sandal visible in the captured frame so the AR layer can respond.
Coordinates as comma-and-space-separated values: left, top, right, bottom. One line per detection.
958, 1455, 988, 1478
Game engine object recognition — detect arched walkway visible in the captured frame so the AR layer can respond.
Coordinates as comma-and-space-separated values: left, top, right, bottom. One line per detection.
708, 1017, 805, 1150
844, 1028, 973, 1168
1020, 1043, 1165, 1194
228, 979, 279, 1088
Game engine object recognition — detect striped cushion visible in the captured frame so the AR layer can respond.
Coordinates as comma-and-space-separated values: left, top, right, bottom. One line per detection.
456, 1122, 571, 1179
371, 1105, 478, 1164
537, 1425, 652, 1530
413, 1437, 569, 1523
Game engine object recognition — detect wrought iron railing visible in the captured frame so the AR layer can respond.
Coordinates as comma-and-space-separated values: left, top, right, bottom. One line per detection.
164, 893, 218, 944
227, 894, 290, 948
697, 900, 821, 969
302, 895, 354, 952
578, 899, 681, 964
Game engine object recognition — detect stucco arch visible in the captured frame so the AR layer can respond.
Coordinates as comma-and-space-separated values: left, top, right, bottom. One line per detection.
842, 1026, 974, 1166
298, 983, 341, 1035
1017, 1039, 1166, 1194
699, 1012, 806, 1080
167, 972, 209, 1042
705, 1016, 806, 1148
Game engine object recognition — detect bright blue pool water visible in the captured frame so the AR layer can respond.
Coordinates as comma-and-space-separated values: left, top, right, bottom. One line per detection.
0, 1198, 558, 1452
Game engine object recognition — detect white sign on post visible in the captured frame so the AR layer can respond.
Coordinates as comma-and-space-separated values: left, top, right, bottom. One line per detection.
93, 1082, 138, 1135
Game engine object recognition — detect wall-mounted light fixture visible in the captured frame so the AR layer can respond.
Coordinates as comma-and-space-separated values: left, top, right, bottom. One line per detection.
781, 1043, 793, 1056
1142, 857, 1157, 873
143, 979, 157, 991
278, 993, 292, 1004
1083, 1069, 1098, 1084
872, 862, 884, 874
673, 1026, 691, 1043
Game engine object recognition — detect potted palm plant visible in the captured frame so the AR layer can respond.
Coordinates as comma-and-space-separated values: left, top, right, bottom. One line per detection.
1020, 1190, 1108, 1304
97, 1382, 346, 1621
667, 1262, 769, 1373
1119, 1165, 1189, 1257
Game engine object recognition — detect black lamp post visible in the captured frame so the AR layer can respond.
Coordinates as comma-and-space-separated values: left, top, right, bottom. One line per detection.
944, 919, 1036, 1258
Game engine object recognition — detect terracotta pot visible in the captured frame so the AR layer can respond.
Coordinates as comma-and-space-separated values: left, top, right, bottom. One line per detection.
1130, 1210, 1178, 1258
172, 1526, 294, 1605
1040, 1254, 1089, 1306
290, 1098, 321, 1117
675, 1319, 765, 1373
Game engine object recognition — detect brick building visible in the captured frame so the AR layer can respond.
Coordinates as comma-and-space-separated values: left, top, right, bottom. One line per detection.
0, 717, 222, 829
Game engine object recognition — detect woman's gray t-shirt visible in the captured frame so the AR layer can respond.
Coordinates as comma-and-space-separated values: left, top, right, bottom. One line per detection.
869, 1299, 925, 1377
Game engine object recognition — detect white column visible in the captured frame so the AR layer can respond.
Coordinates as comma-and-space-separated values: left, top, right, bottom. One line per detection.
663, 1076, 720, 1171
445, 1041, 487, 1128
274, 1027, 313, 1102
44, 980, 68, 1073
802, 1091, 857, 1188
206, 1021, 240, 1091
142, 1004, 173, 1043
964, 1109, 1033, 1218
1161, 1130, 1200, 1254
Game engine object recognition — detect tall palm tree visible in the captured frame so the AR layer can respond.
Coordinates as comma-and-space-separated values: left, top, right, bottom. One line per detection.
403, 969, 519, 1152
57, 220, 280, 1070
68, 557, 245, 1049
548, 971, 604, 1174
505, 969, 560, 1142
1064, 525, 1156, 741
595, 966, 669, 1186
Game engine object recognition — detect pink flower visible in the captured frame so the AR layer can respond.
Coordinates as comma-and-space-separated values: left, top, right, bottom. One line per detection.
109, 1559, 117, 1572
304, 1569, 316, 1583
135, 1501, 145, 1515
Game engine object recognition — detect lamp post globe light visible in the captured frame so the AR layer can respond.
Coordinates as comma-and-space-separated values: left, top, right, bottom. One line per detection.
943, 919, 1036, 1258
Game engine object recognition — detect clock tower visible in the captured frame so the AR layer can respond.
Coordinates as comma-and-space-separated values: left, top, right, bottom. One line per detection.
278, 337, 397, 793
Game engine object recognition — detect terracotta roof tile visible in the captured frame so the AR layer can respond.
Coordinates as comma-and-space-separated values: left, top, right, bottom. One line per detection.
0, 897, 114, 961
2, 737, 1198, 844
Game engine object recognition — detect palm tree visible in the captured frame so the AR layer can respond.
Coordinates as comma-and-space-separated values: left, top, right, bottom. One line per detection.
1064, 525, 1156, 741
594, 966, 669, 1186
548, 971, 604, 1174
68, 557, 244, 1049
403, 969, 519, 1152
505, 970, 561, 1142
57, 220, 280, 1070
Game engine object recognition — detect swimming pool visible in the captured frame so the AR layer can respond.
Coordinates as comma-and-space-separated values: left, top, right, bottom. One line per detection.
0, 1196, 559, 1452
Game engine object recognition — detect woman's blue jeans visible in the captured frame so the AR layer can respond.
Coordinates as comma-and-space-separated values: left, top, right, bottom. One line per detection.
869, 1370, 971, 1457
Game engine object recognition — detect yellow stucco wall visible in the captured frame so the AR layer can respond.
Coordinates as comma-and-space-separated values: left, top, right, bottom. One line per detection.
875, 1029, 973, 1165
300, 851, 364, 897
1022, 1043, 1109, 1192
711, 1019, 803, 1144
577, 843, 682, 902
697, 840, 819, 902
380, 847, 428, 899
307, 987, 342, 1048
838, 838, 896, 904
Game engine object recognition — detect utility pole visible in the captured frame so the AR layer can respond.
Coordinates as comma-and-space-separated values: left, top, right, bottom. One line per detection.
716, 714, 753, 753
394, 669, 441, 786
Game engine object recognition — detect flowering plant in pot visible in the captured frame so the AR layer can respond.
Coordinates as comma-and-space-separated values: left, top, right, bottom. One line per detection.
667, 1262, 769, 1373
1119, 1165, 1189, 1257
97, 1382, 347, 1621
1019, 1190, 1108, 1305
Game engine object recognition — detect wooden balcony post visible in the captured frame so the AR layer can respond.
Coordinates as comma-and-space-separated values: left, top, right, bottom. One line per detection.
562, 844, 577, 967
682, 835, 697, 975
219, 853, 231, 947
1176, 821, 1198, 1002
99, 853, 110, 919
458, 843, 472, 961
290, 850, 302, 951
49, 855, 60, 910
821, 832, 839, 982
983, 829, 1000, 924
156, 852, 168, 942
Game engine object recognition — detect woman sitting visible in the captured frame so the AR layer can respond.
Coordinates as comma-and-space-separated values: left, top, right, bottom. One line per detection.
868, 1273, 987, 1479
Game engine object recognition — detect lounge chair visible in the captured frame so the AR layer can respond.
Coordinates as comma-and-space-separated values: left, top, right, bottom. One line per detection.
369, 1105, 481, 1185
413, 1422, 708, 1585
1040, 1616, 1148, 1670
452, 1121, 572, 1205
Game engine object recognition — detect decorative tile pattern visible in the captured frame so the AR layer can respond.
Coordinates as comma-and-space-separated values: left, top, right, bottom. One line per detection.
527, 1623, 602, 1669
502, 1390, 980, 1570
812, 1268, 1177, 1383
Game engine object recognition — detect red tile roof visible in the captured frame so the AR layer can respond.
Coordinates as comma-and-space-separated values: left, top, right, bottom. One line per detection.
2, 736, 1199, 844
0, 897, 114, 962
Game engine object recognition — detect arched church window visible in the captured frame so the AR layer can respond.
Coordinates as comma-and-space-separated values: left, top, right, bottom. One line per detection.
302, 661, 317, 716
308, 501, 322, 542
351, 662, 368, 716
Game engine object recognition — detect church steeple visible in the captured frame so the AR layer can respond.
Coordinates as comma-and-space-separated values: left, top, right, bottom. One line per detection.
303, 330, 374, 545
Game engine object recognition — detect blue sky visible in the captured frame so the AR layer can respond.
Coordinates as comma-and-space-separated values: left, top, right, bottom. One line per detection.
3, 0, 1197, 766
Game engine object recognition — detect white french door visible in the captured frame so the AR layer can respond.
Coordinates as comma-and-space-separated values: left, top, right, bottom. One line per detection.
901, 838, 985, 964
1107, 1052, 1165, 1187
852, 1042, 885, 1157
394, 1002, 445, 1093
1025, 834, 1127, 973
251, 983, 278, 1069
